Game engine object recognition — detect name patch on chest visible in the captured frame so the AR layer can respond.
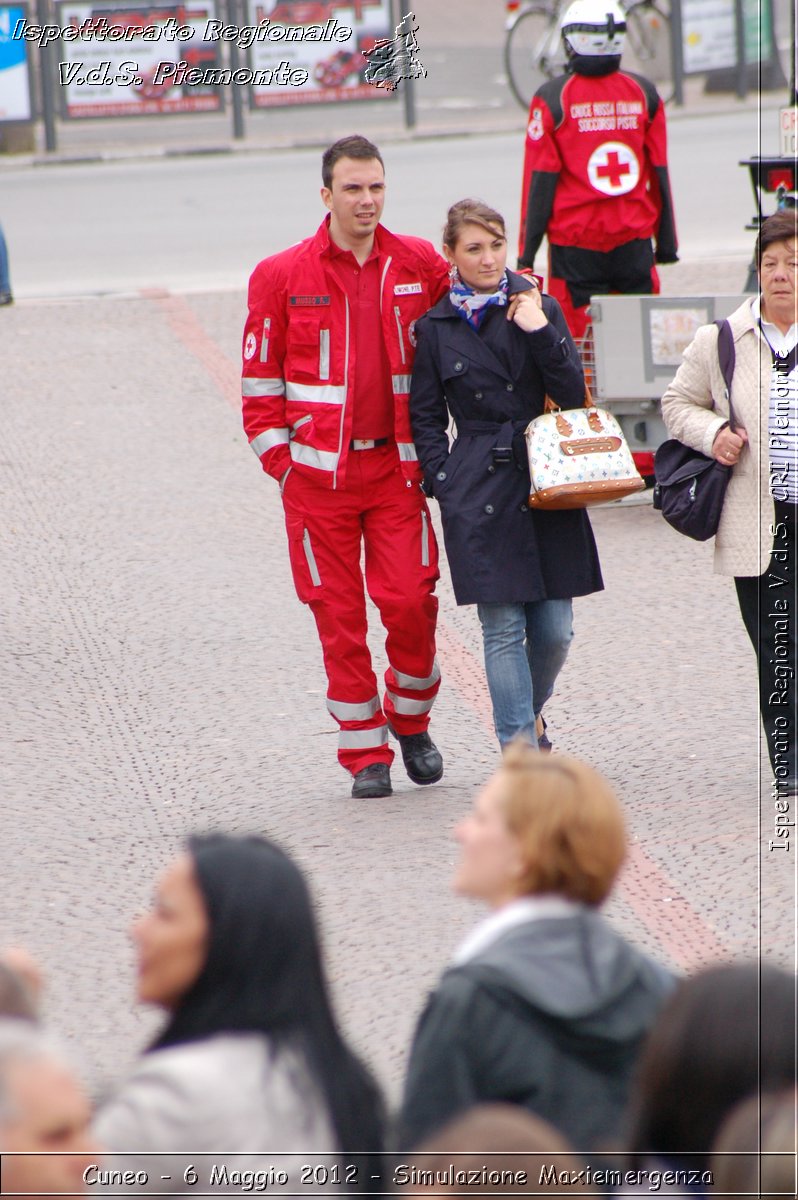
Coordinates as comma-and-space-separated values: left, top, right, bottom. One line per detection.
394, 282, 423, 295
290, 295, 331, 306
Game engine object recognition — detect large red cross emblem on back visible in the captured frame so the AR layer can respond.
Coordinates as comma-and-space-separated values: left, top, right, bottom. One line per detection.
596, 150, 631, 188
587, 142, 640, 195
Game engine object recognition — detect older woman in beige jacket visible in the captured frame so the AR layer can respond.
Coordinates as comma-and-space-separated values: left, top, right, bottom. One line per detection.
660, 210, 797, 797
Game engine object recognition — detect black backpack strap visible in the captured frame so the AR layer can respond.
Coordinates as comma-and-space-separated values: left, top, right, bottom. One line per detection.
715, 319, 737, 431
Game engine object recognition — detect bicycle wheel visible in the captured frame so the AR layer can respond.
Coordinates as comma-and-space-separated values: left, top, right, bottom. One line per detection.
623, 1, 672, 96
504, 6, 563, 112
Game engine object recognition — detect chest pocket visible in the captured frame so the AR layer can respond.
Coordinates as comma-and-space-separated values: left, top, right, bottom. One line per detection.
287, 315, 330, 380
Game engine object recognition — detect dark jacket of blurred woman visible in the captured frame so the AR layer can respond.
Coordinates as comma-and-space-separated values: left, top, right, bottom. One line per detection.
95, 835, 383, 1188
399, 746, 674, 1151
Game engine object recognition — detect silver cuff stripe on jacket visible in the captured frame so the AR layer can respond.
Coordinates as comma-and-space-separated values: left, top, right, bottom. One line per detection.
326, 695, 381, 721
386, 691, 435, 716
285, 381, 346, 406
289, 443, 339, 471
338, 725, 389, 749
392, 373, 412, 393
392, 660, 441, 690
243, 377, 285, 397
250, 428, 289, 455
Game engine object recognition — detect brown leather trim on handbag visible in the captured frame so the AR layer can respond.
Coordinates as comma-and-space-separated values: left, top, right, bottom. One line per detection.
555, 413, 573, 437
528, 477, 645, 509
560, 437, 622, 455
543, 383, 596, 415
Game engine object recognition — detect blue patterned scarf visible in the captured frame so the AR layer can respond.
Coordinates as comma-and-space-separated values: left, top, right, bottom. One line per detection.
449, 270, 509, 330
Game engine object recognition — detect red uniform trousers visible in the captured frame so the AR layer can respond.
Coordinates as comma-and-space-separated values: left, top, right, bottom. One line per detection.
281, 444, 440, 775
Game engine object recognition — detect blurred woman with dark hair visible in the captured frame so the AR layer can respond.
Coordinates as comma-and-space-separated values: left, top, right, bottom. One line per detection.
96, 835, 383, 1185
623, 961, 796, 1182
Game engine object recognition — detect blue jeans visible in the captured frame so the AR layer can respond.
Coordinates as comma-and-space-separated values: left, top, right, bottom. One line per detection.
477, 599, 574, 748
0, 223, 10, 297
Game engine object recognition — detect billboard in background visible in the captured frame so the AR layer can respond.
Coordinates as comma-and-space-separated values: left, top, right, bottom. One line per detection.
681, 0, 772, 75
0, 4, 32, 119
246, 0, 395, 108
55, 1, 223, 117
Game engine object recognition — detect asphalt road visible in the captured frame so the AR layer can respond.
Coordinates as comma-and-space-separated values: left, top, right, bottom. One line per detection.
0, 105, 782, 299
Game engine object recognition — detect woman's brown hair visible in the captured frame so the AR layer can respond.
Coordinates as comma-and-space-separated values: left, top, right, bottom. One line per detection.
443, 199, 506, 250
755, 209, 798, 265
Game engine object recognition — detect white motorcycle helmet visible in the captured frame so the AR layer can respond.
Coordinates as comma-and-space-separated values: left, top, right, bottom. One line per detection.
561, 0, 627, 59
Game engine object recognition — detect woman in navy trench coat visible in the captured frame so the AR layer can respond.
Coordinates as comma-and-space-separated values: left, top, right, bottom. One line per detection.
409, 199, 603, 749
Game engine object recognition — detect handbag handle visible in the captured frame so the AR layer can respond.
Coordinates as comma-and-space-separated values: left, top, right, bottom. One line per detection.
543, 382, 595, 415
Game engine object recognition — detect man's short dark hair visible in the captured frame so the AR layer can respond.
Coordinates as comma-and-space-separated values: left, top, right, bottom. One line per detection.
322, 135, 384, 189
755, 209, 798, 265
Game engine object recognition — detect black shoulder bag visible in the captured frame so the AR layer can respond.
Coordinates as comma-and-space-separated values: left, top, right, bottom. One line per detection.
653, 320, 736, 542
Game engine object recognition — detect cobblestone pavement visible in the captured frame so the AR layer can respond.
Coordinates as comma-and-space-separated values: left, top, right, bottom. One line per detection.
1, 275, 795, 1108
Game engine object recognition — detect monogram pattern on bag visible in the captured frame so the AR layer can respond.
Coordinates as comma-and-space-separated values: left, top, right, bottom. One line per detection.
527, 409, 638, 488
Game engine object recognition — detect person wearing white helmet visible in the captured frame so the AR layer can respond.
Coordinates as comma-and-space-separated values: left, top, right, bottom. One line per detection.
517, 0, 678, 340
561, 0, 626, 63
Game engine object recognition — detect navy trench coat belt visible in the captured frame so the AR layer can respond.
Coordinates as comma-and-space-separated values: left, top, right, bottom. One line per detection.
455, 418, 530, 467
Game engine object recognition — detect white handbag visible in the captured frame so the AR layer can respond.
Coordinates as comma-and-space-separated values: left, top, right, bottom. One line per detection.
525, 388, 645, 510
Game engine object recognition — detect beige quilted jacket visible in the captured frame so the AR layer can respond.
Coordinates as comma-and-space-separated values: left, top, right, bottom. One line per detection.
660, 297, 775, 577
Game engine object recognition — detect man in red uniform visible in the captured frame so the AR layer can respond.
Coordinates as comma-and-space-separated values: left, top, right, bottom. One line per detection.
518, 0, 678, 340
242, 135, 449, 798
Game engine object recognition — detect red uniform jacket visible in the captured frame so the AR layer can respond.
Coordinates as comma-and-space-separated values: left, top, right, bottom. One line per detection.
518, 68, 678, 267
242, 217, 449, 489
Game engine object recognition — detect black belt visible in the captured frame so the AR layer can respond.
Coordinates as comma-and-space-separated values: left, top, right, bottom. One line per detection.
349, 437, 390, 450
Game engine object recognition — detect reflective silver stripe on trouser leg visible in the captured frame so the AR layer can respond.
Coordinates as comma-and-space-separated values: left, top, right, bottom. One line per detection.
392, 660, 441, 690
302, 529, 321, 587
386, 691, 435, 716
326, 695, 381, 721
338, 726, 389, 750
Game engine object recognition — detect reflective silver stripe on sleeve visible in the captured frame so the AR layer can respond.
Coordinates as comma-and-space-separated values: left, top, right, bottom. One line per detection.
397, 441, 418, 463
392, 659, 441, 690
242, 377, 285, 397
250, 428, 289, 456
387, 691, 435, 716
285, 381, 346, 406
327, 695, 381, 721
392, 374, 412, 394
289, 442, 339, 472
302, 529, 322, 587
338, 725, 389, 750
319, 329, 330, 381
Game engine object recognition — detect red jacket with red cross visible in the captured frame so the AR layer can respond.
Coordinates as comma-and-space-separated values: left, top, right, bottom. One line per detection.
518, 68, 678, 267
242, 217, 449, 489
